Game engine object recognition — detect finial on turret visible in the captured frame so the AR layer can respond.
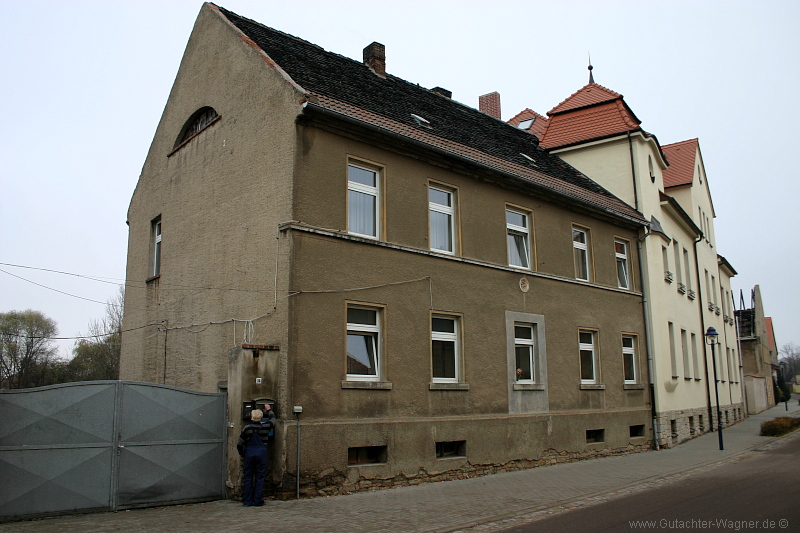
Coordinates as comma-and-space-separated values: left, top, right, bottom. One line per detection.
588, 53, 594, 84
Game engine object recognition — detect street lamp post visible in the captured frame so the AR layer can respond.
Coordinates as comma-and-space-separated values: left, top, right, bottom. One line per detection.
705, 327, 724, 450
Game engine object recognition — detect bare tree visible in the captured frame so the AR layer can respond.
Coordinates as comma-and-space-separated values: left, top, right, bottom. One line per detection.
0, 310, 59, 389
780, 342, 800, 384
69, 285, 124, 381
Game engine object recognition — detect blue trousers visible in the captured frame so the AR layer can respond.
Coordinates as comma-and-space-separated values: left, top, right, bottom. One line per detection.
242, 437, 268, 505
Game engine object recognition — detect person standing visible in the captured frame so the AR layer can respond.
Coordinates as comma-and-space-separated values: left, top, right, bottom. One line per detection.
237, 408, 274, 506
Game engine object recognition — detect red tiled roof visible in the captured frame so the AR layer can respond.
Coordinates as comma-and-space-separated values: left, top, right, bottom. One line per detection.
507, 108, 548, 139
548, 83, 624, 115
539, 100, 641, 150
661, 139, 698, 188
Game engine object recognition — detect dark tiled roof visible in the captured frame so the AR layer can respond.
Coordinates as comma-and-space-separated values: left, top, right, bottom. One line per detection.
215, 5, 645, 225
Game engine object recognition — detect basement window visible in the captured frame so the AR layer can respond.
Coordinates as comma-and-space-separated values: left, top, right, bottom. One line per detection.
586, 429, 605, 443
630, 424, 645, 438
435, 440, 466, 458
348, 445, 387, 465
517, 117, 535, 130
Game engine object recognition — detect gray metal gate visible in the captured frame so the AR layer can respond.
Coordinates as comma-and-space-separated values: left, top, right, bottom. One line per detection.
0, 381, 227, 519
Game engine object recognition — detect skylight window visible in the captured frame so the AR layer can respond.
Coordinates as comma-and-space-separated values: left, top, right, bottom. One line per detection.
520, 153, 537, 166
517, 117, 535, 130
411, 114, 432, 128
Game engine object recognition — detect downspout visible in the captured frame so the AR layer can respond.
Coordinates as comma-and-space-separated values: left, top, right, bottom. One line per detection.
693, 237, 714, 432
629, 133, 659, 449
637, 233, 660, 450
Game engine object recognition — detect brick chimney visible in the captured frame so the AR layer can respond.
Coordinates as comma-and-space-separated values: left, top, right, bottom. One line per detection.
479, 91, 501, 119
363, 42, 386, 77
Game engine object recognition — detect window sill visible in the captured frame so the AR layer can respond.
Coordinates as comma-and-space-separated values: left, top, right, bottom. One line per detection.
513, 383, 546, 391
623, 383, 645, 390
429, 382, 470, 391
580, 383, 606, 390
341, 381, 392, 390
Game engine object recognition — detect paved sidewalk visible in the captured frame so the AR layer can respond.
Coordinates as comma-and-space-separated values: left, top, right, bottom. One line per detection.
4, 400, 799, 533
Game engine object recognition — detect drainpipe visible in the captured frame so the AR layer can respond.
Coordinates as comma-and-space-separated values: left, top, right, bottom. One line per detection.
629, 134, 659, 449
637, 232, 660, 450
693, 236, 714, 432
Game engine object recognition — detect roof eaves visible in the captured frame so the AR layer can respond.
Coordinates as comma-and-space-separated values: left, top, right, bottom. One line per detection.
303, 98, 646, 227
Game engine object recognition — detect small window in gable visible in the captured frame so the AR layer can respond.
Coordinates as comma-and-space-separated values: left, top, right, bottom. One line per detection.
174, 107, 219, 149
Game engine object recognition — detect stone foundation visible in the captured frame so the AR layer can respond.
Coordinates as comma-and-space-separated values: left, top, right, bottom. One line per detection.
291, 443, 652, 498
656, 403, 745, 448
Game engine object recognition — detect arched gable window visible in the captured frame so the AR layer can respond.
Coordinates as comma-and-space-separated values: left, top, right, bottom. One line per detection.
172, 107, 219, 151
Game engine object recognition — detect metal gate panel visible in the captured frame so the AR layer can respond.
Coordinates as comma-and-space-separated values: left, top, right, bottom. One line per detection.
0, 381, 226, 519
0, 382, 116, 517
115, 382, 227, 509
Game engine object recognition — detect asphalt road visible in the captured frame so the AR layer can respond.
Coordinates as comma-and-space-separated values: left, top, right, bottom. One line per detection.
499, 431, 800, 533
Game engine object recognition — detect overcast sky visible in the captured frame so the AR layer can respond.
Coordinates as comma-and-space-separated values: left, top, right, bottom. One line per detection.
1, 0, 798, 358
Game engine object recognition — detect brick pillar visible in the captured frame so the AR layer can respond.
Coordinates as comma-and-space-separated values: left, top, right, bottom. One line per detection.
479, 91, 501, 119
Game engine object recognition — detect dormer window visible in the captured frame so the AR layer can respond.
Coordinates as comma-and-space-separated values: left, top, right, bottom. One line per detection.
517, 117, 535, 130
410, 113, 432, 128
173, 107, 219, 151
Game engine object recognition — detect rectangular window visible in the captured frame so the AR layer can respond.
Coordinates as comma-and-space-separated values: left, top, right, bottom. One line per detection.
586, 429, 605, 443
681, 329, 691, 379
630, 424, 645, 438
683, 249, 692, 291
673, 240, 682, 285
151, 218, 162, 277
691, 333, 700, 380
579, 330, 597, 383
507, 209, 530, 269
615, 239, 630, 289
348, 446, 387, 465
622, 335, 636, 383
346, 306, 381, 381
348, 163, 380, 239
429, 186, 456, 254
663, 245, 672, 282
668, 322, 678, 378
432, 315, 459, 383
514, 324, 535, 382
572, 226, 591, 281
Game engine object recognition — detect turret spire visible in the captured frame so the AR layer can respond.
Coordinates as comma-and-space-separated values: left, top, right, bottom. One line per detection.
588, 53, 594, 84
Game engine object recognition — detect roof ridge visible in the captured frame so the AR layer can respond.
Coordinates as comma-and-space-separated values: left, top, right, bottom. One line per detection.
662, 138, 699, 149
547, 82, 623, 116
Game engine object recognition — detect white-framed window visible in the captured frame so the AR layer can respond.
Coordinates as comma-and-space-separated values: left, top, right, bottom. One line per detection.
151, 217, 162, 277
431, 315, 459, 383
429, 185, 456, 254
681, 329, 691, 379
572, 226, 591, 281
507, 209, 531, 269
579, 329, 597, 383
615, 239, 630, 289
673, 240, 682, 285
668, 322, 678, 378
514, 324, 535, 382
622, 335, 637, 383
348, 163, 380, 239
683, 249, 692, 291
691, 333, 700, 379
346, 305, 381, 381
